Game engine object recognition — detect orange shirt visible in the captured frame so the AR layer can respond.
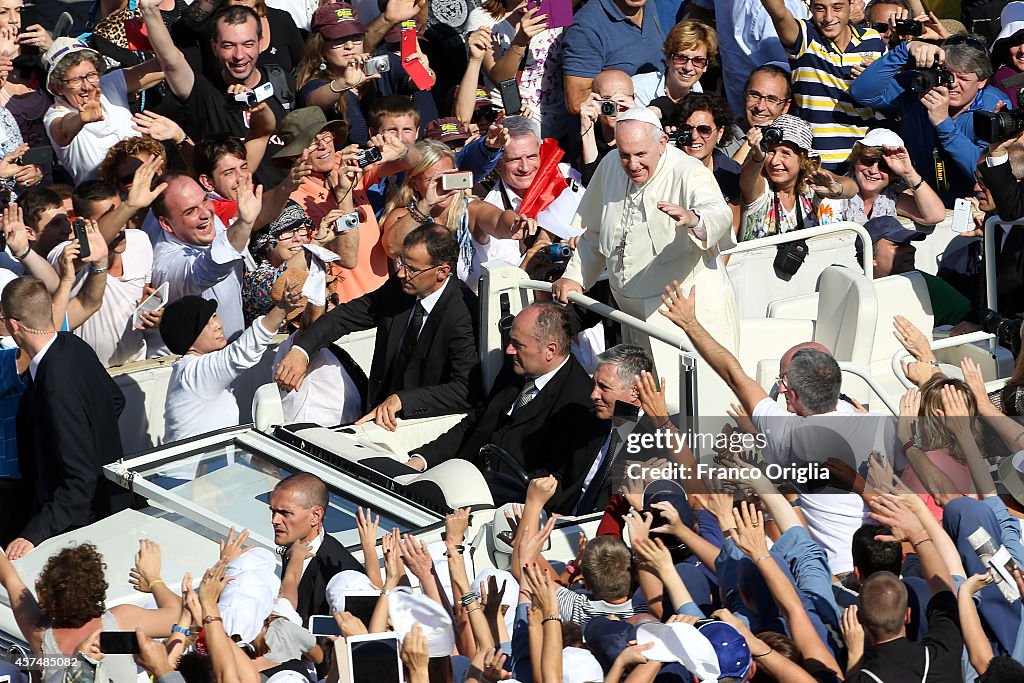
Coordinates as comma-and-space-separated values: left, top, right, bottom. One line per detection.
291, 168, 389, 303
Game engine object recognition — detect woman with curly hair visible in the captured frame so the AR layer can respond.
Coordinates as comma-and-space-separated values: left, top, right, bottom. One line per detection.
737, 114, 824, 242
671, 94, 741, 209
0, 540, 180, 682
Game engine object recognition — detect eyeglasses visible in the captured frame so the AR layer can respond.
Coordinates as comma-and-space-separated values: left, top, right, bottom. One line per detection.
944, 34, 988, 53
395, 256, 440, 278
682, 123, 716, 138
745, 91, 789, 107
314, 130, 334, 146
775, 374, 789, 390
669, 53, 709, 68
277, 227, 313, 241
870, 21, 890, 33
61, 71, 100, 88
325, 35, 364, 48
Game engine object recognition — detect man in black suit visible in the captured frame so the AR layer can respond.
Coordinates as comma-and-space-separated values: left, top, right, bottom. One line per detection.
3, 276, 127, 560
408, 302, 608, 513
275, 223, 480, 430
269, 473, 363, 622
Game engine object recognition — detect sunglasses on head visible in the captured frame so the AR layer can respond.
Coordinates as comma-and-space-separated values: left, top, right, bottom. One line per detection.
944, 34, 988, 53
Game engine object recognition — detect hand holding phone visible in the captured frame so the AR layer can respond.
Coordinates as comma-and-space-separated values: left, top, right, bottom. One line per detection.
72, 218, 91, 259
100, 631, 141, 655
951, 197, 973, 234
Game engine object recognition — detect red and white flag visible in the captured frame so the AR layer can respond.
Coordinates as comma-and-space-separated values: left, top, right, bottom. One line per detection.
518, 138, 585, 239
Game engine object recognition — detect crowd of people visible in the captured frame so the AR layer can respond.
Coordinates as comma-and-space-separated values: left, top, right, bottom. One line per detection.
3, 0, 1024, 679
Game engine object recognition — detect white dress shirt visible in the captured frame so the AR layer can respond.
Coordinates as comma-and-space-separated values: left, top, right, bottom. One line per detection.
28, 333, 58, 381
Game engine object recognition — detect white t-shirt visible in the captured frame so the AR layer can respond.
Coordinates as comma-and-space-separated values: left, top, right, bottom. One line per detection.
47, 230, 153, 368
273, 334, 362, 426
751, 397, 898, 574
631, 72, 703, 108
43, 70, 140, 184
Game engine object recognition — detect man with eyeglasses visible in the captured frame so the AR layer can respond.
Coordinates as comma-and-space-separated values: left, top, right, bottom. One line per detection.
761, 0, 884, 169
275, 223, 480, 432
732, 64, 793, 163
851, 35, 1011, 206
42, 38, 164, 183
140, 0, 293, 186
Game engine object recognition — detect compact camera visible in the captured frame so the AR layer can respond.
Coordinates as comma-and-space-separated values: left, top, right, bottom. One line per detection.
364, 55, 390, 76
356, 147, 383, 168
599, 100, 618, 116
233, 81, 274, 108
544, 243, 572, 263
759, 124, 784, 150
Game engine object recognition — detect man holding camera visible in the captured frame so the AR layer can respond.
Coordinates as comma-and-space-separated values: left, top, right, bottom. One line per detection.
553, 107, 736, 412
850, 36, 1011, 206
140, 0, 292, 185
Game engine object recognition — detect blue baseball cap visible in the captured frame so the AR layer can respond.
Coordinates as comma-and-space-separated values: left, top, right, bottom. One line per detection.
697, 620, 752, 680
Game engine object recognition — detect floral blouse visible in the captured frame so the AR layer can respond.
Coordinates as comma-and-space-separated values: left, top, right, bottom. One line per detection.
243, 260, 286, 327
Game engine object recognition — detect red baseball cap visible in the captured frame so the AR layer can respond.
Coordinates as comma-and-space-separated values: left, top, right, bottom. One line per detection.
311, 3, 367, 40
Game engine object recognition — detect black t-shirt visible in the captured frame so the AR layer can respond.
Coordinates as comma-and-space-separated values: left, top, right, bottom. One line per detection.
183, 66, 290, 186
712, 149, 741, 205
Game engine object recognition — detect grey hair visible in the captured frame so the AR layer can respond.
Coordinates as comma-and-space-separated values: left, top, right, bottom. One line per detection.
48, 52, 103, 94
596, 344, 653, 389
524, 302, 571, 357
944, 37, 993, 81
500, 115, 541, 144
786, 348, 841, 414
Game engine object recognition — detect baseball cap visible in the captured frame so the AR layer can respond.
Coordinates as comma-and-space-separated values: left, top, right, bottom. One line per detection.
160, 296, 218, 355
43, 37, 101, 95
859, 128, 904, 148
388, 587, 455, 656
312, 3, 367, 40
863, 215, 929, 245
697, 620, 752, 680
425, 117, 470, 144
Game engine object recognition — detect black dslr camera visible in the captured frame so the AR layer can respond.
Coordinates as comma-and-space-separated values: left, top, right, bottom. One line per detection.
893, 19, 923, 36
759, 124, 784, 151
975, 90, 1024, 143
908, 59, 955, 94
982, 309, 1023, 357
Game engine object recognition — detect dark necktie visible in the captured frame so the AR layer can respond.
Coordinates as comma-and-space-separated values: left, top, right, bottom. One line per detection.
577, 428, 620, 515
513, 378, 538, 412
392, 301, 425, 388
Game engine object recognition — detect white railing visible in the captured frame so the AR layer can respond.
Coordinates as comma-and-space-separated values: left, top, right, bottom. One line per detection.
723, 221, 874, 279
890, 331, 998, 390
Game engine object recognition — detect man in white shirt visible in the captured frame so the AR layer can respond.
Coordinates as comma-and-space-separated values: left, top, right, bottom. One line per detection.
151, 172, 263, 348
660, 284, 898, 575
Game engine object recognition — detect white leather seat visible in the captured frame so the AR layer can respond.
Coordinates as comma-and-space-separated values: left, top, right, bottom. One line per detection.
253, 383, 284, 432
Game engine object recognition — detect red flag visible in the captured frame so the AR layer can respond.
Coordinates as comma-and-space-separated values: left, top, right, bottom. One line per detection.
518, 138, 567, 219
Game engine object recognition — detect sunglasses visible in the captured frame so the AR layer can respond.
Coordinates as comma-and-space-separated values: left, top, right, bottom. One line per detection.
944, 34, 988, 53
669, 53, 709, 68
682, 124, 716, 138
858, 156, 891, 172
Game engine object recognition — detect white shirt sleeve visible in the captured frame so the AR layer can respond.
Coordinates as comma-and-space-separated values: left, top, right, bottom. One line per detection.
178, 317, 276, 398
987, 153, 1009, 167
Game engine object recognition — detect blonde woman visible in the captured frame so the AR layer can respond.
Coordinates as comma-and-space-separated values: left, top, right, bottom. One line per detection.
382, 139, 535, 292
634, 20, 717, 111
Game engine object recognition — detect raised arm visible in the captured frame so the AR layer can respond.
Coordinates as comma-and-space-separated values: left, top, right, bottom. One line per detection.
139, 0, 195, 101
739, 128, 768, 208
869, 493, 954, 593
758, 0, 800, 49
958, 573, 996, 675
1, 203, 58, 292
0, 550, 46, 652
363, 0, 424, 53
456, 30, 489, 124
660, 282, 769, 414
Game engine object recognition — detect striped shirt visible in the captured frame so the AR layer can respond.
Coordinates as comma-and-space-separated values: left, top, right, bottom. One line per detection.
788, 20, 884, 169
555, 586, 649, 627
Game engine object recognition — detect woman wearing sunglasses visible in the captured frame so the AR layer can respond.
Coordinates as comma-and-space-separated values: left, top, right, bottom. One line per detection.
670, 94, 742, 230
990, 2, 1024, 101
634, 21, 716, 116
818, 128, 945, 225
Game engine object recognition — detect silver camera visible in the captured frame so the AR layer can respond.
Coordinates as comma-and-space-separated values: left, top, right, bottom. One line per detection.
364, 55, 391, 76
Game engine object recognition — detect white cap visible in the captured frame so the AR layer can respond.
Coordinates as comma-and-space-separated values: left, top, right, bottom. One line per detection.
636, 623, 721, 683
42, 37, 101, 95
562, 648, 605, 683
860, 128, 905, 148
388, 587, 455, 657
271, 597, 303, 626
992, 2, 1024, 53
615, 106, 664, 131
325, 570, 375, 613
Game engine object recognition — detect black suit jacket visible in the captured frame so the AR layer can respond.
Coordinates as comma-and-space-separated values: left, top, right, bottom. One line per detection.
296, 275, 481, 418
16, 333, 127, 545
295, 533, 364, 622
980, 158, 1024, 222
412, 355, 608, 514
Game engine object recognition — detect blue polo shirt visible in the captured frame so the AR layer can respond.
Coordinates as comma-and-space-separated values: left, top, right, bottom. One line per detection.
561, 0, 665, 78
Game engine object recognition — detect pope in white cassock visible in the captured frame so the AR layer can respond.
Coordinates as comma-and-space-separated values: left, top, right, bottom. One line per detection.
554, 107, 739, 409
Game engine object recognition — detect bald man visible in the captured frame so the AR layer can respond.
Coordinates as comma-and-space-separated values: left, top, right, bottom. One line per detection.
555, 107, 736, 412
578, 70, 637, 181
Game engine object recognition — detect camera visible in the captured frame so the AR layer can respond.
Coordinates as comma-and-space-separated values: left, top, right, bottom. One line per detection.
774, 239, 808, 281
893, 19, 923, 36
908, 63, 954, 94
356, 147, 383, 168
982, 309, 1023, 357
671, 127, 693, 148
334, 211, 360, 234
759, 124, 783, 150
974, 90, 1024, 143
599, 100, 617, 116
364, 55, 390, 76
544, 243, 572, 263
232, 81, 274, 108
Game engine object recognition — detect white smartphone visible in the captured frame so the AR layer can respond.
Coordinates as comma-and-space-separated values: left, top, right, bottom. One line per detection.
440, 171, 473, 191
308, 614, 343, 637
132, 282, 169, 329
951, 197, 973, 234
233, 81, 274, 108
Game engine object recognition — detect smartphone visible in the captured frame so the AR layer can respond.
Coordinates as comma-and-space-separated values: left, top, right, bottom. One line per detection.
951, 197, 973, 233
18, 145, 52, 166
100, 631, 140, 654
132, 282, 169, 329
613, 400, 640, 418
498, 79, 522, 116
308, 614, 343, 637
72, 218, 90, 259
441, 171, 473, 191
340, 633, 403, 683
233, 81, 274, 108
539, 0, 574, 28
